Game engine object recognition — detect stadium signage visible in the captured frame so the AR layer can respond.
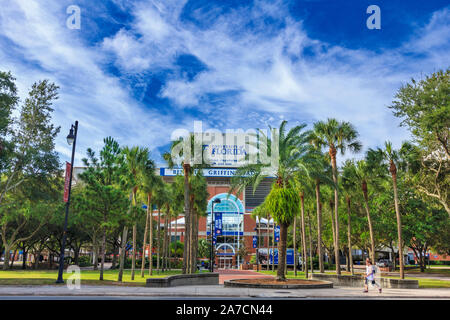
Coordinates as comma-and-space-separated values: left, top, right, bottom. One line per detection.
160, 168, 238, 177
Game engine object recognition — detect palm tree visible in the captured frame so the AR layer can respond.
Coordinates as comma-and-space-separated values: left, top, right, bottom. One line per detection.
307, 210, 314, 274
311, 118, 361, 275
305, 138, 332, 274
341, 160, 357, 275
152, 182, 170, 272
164, 134, 209, 274
265, 184, 300, 280
302, 150, 332, 274
368, 141, 405, 279
188, 171, 209, 273
170, 175, 185, 269
271, 213, 275, 272
251, 204, 265, 272
231, 121, 315, 280
351, 160, 377, 264
119, 146, 149, 281
266, 211, 270, 271
162, 183, 175, 272
292, 215, 297, 275
299, 191, 308, 278
140, 171, 162, 277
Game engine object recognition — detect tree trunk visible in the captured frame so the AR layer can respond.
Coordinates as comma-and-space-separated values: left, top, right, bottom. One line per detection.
276, 223, 288, 281
74, 246, 81, 266
117, 225, 128, 282
300, 193, 308, 279
329, 198, 336, 266
182, 163, 190, 274
21, 244, 27, 270
293, 216, 297, 276
141, 199, 150, 277
188, 202, 194, 274
2, 244, 10, 270
192, 211, 198, 273
174, 214, 178, 266
141, 193, 152, 278
112, 242, 118, 269
167, 214, 170, 271
149, 196, 154, 276
284, 243, 287, 277
330, 147, 341, 275
257, 216, 260, 271
271, 216, 275, 272
308, 211, 313, 274
299, 221, 305, 273
162, 216, 167, 272
362, 181, 376, 264
92, 235, 98, 271
316, 181, 324, 273
168, 216, 172, 271
34, 249, 42, 270
346, 196, 354, 275
185, 205, 192, 273
165, 213, 170, 271
99, 224, 106, 280
389, 242, 397, 271
157, 208, 161, 272
420, 248, 426, 272
266, 215, 270, 271
391, 168, 404, 279
190, 210, 198, 273
131, 223, 136, 280
10, 249, 16, 268
184, 208, 190, 274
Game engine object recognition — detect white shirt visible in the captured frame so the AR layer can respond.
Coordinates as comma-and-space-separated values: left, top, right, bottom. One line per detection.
366, 265, 374, 281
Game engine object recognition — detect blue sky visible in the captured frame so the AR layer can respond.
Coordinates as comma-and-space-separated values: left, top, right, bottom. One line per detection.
0, 0, 449, 166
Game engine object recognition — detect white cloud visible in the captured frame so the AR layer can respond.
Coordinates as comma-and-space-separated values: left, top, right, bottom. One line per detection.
0, 0, 195, 165
1, 0, 448, 167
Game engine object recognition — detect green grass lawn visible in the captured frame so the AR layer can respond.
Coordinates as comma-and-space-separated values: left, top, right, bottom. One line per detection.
414, 279, 450, 288
404, 268, 450, 275
382, 276, 450, 289
0, 269, 182, 286
428, 265, 450, 269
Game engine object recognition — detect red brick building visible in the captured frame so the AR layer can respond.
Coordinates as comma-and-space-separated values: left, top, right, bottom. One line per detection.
158, 167, 273, 269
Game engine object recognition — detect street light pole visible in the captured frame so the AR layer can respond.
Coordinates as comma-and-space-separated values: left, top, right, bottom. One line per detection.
56, 121, 78, 283
210, 198, 221, 272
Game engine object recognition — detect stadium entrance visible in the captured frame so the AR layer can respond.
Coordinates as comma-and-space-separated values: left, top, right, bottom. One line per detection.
207, 193, 244, 269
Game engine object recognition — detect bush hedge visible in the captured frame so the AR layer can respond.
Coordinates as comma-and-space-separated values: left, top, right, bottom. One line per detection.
77, 255, 92, 267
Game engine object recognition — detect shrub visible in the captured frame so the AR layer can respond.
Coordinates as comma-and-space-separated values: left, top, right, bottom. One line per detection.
311, 256, 319, 269
170, 241, 184, 257
121, 255, 183, 269
172, 259, 183, 269
78, 255, 92, 267
430, 260, 450, 265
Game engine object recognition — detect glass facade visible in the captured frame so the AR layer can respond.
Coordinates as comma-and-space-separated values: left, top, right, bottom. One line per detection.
207, 193, 244, 258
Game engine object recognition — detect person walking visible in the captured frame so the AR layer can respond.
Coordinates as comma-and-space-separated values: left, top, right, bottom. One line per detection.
364, 258, 382, 293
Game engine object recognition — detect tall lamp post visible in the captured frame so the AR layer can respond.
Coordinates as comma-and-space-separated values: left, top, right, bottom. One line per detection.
210, 198, 221, 272
56, 121, 78, 283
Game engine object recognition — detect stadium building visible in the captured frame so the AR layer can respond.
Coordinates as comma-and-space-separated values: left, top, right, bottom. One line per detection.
157, 132, 275, 269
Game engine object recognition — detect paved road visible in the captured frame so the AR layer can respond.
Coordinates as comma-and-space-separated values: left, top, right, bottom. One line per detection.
0, 284, 448, 299
0, 269, 448, 299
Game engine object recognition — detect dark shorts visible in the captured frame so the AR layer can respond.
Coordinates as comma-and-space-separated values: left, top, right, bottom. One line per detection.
365, 278, 375, 285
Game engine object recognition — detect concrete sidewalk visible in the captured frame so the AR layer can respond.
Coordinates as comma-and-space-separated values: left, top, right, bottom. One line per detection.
0, 285, 449, 299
